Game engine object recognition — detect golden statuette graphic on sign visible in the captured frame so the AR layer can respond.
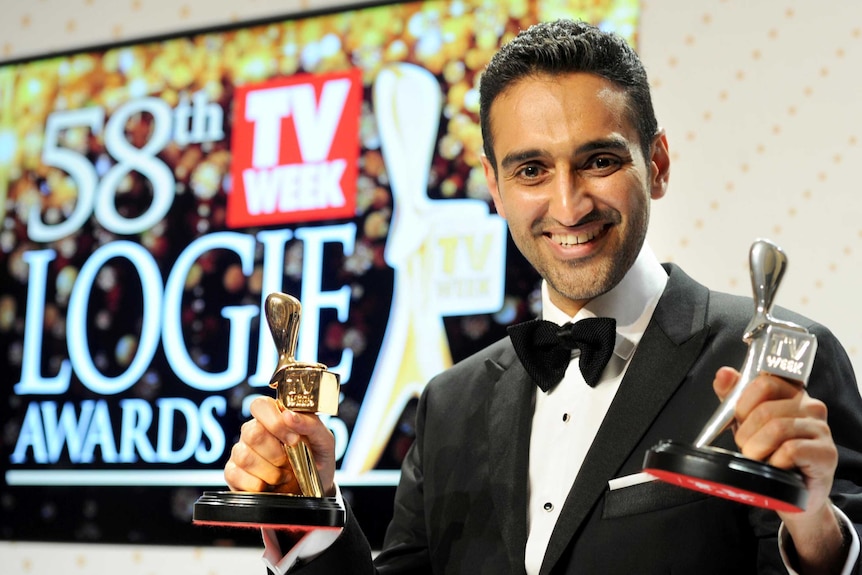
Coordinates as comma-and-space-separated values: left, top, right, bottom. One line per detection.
193, 292, 345, 529
340, 63, 508, 479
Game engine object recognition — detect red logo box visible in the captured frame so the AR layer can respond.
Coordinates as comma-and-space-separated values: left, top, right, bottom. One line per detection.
228, 69, 362, 228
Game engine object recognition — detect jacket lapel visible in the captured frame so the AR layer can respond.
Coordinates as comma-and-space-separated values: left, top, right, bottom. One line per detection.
539, 264, 712, 574
487, 352, 534, 575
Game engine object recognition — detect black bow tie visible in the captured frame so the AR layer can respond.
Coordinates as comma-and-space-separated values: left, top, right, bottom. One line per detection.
507, 317, 617, 391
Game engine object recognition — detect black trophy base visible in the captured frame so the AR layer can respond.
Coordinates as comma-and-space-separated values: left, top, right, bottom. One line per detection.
643, 440, 808, 513
193, 491, 346, 530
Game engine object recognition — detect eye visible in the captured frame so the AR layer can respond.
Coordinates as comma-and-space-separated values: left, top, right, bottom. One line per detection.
514, 164, 545, 181
521, 165, 540, 177
585, 155, 622, 174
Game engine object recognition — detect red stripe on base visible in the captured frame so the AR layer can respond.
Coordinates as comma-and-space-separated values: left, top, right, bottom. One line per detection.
644, 468, 803, 513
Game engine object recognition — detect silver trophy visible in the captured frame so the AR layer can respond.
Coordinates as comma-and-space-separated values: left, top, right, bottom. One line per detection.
193, 292, 346, 529
644, 239, 817, 512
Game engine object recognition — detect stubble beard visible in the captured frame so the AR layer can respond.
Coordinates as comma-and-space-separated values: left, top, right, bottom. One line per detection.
529, 206, 649, 306
542, 249, 636, 304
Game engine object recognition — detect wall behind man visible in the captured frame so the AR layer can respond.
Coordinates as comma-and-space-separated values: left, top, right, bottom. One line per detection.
2, 0, 861, 573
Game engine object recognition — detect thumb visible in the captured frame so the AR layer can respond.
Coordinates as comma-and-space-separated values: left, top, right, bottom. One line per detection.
713, 366, 741, 402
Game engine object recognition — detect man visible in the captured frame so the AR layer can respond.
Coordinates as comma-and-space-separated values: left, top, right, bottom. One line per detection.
226, 19, 862, 574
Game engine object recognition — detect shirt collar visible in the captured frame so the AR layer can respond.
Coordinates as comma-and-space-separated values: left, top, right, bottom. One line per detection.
541, 242, 669, 361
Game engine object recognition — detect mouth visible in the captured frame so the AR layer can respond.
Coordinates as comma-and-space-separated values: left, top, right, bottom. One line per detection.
548, 224, 610, 247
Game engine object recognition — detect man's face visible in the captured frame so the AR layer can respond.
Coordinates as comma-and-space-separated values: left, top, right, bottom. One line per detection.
482, 72, 669, 317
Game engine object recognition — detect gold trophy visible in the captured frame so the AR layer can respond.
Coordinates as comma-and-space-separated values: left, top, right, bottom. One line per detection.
193, 292, 345, 528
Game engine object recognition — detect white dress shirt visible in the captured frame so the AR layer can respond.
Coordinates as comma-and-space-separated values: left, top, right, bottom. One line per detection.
524, 242, 667, 574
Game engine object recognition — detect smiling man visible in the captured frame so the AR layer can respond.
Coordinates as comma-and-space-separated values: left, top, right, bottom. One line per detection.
481, 71, 667, 317
226, 19, 862, 575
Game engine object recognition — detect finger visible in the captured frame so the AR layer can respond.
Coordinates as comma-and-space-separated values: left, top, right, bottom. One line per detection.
224, 458, 269, 492
712, 366, 740, 402
249, 396, 301, 446
223, 440, 298, 493
280, 410, 337, 493
765, 432, 837, 475
733, 373, 804, 422
738, 411, 830, 464
237, 417, 289, 465
284, 410, 335, 453
230, 431, 295, 486
735, 391, 828, 447
225, 452, 292, 493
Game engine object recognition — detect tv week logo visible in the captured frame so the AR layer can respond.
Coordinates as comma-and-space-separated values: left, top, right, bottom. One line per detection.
228, 69, 362, 228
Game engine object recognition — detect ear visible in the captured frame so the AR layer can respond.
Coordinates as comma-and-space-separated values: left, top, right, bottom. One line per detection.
481, 155, 507, 219
648, 129, 670, 200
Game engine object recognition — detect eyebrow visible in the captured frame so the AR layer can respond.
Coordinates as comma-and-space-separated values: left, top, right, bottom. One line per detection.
576, 136, 631, 155
500, 149, 545, 171
499, 136, 633, 171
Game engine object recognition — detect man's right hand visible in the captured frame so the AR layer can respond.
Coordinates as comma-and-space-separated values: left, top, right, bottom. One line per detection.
224, 396, 337, 496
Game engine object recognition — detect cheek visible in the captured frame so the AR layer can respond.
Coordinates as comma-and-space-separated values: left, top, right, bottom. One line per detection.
502, 195, 542, 229
595, 176, 649, 214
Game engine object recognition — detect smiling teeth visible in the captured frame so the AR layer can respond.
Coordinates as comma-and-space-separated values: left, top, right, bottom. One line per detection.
553, 231, 596, 246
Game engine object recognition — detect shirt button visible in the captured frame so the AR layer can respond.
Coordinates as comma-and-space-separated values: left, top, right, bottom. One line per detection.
543, 502, 554, 512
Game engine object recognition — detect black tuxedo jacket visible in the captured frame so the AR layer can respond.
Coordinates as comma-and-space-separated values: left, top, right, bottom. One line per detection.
293, 265, 862, 574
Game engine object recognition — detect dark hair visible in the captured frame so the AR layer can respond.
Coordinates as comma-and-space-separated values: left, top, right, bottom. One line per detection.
479, 19, 658, 173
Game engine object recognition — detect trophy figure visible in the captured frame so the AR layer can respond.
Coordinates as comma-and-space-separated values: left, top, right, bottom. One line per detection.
643, 239, 817, 512
193, 292, 346, 528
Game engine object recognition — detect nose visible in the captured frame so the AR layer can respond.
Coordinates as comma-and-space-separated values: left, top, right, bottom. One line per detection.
547, 169, 593, 226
